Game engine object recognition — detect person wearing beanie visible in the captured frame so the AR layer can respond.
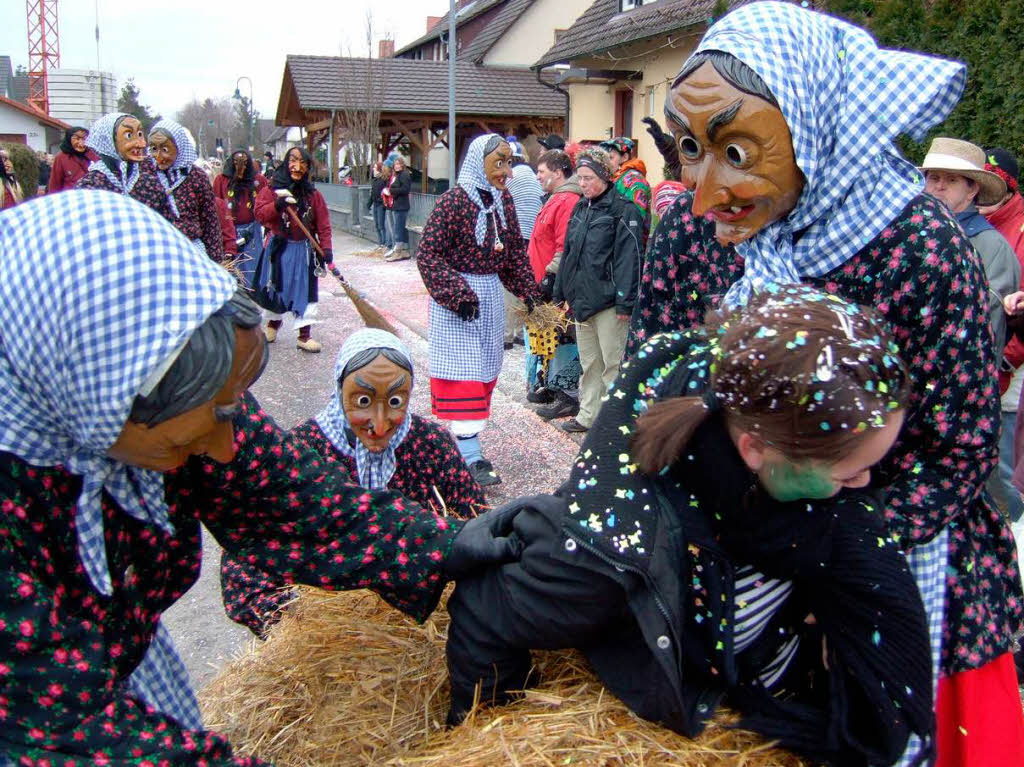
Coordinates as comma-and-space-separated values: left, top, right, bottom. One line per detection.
599, 136, 651, 228
553, 146, 645, 433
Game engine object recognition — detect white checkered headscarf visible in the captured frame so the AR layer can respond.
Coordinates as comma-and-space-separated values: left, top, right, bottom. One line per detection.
0, 190, 236, 596
85, 111, 143, 194
687, 2, 966, 307
315, 329, 414, 490
457, 134, 509, 246
149, 118, 199, 191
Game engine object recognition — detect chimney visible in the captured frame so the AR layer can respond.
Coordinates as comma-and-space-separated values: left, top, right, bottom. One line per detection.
426, 16, 443, 32
378, 39, 395, 58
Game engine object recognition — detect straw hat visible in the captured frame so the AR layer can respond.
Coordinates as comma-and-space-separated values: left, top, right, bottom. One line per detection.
920, 137, 1007, 206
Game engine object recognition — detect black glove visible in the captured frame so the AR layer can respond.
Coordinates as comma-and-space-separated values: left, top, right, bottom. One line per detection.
456, 301, 480, 322
443, 502, 525, 579
274, 195, 289, 212
323, 248, 334, 265
642, 116, 682, 180
524, 296, 535, 314
538, 273, 556, 301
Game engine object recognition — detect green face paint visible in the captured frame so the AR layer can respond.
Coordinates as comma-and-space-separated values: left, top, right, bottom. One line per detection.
760, 459, 836, 502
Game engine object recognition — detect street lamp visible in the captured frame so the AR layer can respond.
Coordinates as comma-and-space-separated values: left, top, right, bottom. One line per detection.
232, 76, 255, 153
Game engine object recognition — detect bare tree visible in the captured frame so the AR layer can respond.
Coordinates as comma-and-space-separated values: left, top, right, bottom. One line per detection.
176, 97, 239, 158
335, 10, 389, 185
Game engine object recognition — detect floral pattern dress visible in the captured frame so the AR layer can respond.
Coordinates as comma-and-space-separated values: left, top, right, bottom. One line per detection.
220, 415, 485, 636
627, 190, 1024, 674
168, 167, 224, 261
415, 186, 540, 312
0, 393, 457, 764
75, 163, 177, 224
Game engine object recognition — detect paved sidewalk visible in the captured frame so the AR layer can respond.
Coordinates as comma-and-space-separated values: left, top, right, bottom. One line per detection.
164, 228, 584, 692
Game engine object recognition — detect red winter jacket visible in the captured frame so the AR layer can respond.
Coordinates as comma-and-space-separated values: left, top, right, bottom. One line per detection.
215, 198, 238, 256
47, 150, 97, 193
527, 181, 582, 281
986, 193, 1024, 391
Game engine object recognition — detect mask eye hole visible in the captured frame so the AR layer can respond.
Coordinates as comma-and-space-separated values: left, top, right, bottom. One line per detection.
388, 395, 405, 409
678, 135, 702, 160
725, 143, 748, 167
355, 394, 372, 408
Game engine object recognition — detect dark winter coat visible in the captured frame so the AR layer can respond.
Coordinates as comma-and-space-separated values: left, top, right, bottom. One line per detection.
553, 185, 646, 321
389, 168, 411, 212
368, 176, 387, 210
449, 330, 933, 766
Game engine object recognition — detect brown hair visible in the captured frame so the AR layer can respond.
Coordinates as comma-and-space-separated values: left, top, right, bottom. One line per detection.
631, 286, 910, 475
538, 149, 573, 177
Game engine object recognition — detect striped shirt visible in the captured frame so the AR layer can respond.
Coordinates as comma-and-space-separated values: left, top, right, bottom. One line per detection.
732, 564, 800, 689
507, 164, 543, 241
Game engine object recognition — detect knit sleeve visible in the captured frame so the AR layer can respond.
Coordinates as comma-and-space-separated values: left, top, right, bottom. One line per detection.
415, 190, 476, 311
254, 184, 280, 229
193, 393, 460, 623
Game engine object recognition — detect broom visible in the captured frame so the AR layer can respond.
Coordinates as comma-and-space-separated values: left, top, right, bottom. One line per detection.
284, 206, 399, 334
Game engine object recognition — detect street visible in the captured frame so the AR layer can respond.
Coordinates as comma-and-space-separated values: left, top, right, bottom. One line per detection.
162, 226, 584, 691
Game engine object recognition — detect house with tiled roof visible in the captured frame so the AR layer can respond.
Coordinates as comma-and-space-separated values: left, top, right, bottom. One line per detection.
535, 0, 748, 185
274, 0, 592, 189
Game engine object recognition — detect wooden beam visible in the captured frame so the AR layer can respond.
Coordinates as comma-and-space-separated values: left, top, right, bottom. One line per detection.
305, 118, 332, 133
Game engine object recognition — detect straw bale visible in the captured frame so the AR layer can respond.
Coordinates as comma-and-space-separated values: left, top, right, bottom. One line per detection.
199, 587, 811, 767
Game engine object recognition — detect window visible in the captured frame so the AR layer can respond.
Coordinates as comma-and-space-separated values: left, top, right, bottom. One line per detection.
614, 90, 633, 138
620, 0, 655, 10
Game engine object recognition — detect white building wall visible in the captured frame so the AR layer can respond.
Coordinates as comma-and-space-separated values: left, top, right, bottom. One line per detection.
483, 0, 593, 68
48, 69, 118, 127
0, 104, 51, 151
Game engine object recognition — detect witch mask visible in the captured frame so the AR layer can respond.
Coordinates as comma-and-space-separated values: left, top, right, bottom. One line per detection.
667, 61, 804, 246
341, 354, 412, 453
115, 116, 147, 164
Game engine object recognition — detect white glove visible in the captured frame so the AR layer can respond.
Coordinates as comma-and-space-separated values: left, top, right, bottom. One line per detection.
274, 188, 297, 205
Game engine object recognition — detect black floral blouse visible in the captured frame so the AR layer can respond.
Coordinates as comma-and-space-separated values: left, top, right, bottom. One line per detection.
169, 167, 224, 261
416, 186, 541, 312
75, 162, 177, 224
220, 415, 485, 636
0, 393, 458, 764
627, 190, 1023, 674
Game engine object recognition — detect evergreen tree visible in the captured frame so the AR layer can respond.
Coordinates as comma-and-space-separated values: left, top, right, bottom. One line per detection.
117, 79, 160, 132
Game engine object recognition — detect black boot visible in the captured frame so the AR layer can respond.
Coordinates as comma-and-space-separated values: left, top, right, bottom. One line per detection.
536, 392, 579, 420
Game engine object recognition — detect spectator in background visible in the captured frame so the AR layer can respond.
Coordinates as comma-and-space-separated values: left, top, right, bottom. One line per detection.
981, 148, 1024, 523
213, 150, 267, 287
537, 133, 566, 153
0, 149, 23, 210
503, 137, 544, 347
367, 160, 389, 253
922, 138, 1020, 356
384, 154, 412, 262
528, 149, 583, 420
263, 151, 276, 178
600, 136, 651, 225
48, 126, 97, 193
553, 147, 644, 433
36, 152, 51, 195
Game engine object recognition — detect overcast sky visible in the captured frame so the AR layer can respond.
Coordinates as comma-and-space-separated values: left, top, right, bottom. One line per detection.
1, 0, 449, 119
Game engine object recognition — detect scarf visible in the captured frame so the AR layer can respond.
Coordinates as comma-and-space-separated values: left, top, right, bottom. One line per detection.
60, 125, 90, 156
0, 190, 236, 728
149, 119, 198, 191
684, 2, 966, 308
314, 329, 414, 490
955, 205, 995, 238
457, 134, 509, 246
85, 112, 142, 194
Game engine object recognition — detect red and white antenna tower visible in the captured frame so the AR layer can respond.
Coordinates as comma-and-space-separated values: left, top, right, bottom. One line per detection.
26, 0, 61, 115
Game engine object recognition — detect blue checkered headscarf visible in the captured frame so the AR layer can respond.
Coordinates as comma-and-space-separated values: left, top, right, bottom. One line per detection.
686, 2, 966, 307
149, 118, 199, 192
0, 190, 236, 595
315, 329, 414, 490
458, 134, 509, 246
85, 111, 143, 194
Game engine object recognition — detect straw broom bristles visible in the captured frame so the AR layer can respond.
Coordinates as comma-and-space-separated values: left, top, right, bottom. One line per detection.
513, 302, 573, 336
199, 587, 811, 767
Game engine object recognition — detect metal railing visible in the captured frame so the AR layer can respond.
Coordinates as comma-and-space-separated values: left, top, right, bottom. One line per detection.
318, 183, 440, 245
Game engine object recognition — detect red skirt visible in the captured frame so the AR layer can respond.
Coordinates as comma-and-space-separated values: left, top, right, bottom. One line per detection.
936, 652, 1024, 766
431, 378, 497, 420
